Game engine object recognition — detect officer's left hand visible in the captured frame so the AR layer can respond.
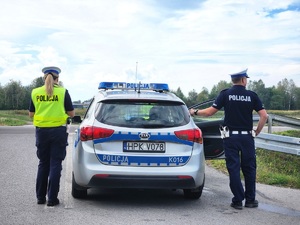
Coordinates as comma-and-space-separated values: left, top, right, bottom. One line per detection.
189, 109, 195, 116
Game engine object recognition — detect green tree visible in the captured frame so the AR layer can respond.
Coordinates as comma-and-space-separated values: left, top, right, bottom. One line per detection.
172, 87, 187, 103
23, 86, 33, 110
276, 78, 296, 110
261, 87, 274, 109
209, 80, 231, 99
287, 79, 297, 110
0, 84, 5, 109
270, 88, 284, 110
0, 76, 299, 110
30, 77, 44, 89
247, 79, 273, 109
196, 87, 209, 103
3, 80, 26, 110
293, 87, 300, 109
186, 89, 198, 107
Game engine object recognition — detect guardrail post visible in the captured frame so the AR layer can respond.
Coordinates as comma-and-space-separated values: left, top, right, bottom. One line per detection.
268, 115, 272, 133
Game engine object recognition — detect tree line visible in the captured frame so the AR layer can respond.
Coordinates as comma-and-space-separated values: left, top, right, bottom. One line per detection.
1, 77, 46, 110
173, 78, 300, 110
0, 77, 299, 110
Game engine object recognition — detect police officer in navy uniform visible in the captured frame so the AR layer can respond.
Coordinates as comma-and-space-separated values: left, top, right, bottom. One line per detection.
29, 66, 75, 206
190, 69, 268, 210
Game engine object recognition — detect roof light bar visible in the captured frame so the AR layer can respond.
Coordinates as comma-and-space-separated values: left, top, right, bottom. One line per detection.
98, 82, 169, 92
98, 82, 126, 89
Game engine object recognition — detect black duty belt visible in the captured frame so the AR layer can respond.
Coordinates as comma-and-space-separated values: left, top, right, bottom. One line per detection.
36, 125, 66, 129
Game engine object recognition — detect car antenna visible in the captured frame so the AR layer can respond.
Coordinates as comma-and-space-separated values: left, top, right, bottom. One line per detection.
138, 81, 141, 93
136, 61, 138, 82
135, 62, 142, 93
135, 61, 138, 92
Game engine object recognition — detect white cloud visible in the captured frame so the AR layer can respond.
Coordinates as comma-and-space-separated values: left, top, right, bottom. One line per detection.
0, 0, 299, 101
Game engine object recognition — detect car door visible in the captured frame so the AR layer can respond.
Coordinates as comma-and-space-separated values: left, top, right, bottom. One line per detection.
188, 100, 224, 159
195, 119, 224, 159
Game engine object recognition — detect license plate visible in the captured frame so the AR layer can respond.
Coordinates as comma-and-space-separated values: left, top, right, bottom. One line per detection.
123, 141, 166, 153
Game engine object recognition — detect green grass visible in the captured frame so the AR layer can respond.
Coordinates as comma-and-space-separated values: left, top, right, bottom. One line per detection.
267, 110, 300, 118
256, 149, 300, 188
0, 110, 33, 126
0, 109, 88, 126
74, 108, 88, 117
207, 129, 300, 189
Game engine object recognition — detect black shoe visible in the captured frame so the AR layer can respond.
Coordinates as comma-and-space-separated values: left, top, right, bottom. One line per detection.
37, 198, 46, 204
230, 201, 243, 210
245, 200, 258, 208
47, 199, 60, 207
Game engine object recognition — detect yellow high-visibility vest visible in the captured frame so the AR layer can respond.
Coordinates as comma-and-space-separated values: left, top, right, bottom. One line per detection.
31, 85, 68, 127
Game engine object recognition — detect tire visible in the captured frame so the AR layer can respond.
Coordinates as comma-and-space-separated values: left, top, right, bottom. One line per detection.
72, 173, 88, 199
183, 177, 205, 200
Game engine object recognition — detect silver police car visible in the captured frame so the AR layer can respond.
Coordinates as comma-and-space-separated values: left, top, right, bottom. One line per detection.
72, 82, 223, 199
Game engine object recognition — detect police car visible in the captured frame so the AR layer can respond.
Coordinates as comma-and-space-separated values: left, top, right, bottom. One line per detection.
72, 82, 223, 200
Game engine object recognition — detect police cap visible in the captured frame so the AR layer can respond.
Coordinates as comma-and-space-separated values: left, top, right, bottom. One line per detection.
42, 66, 61, 76
229, 69, 249, 78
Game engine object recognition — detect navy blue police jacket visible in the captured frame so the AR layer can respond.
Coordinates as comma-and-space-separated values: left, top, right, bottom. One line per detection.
212, 85, 264, 131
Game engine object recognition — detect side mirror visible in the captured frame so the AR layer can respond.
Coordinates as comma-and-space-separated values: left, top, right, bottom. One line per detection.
72, 115, 82, 123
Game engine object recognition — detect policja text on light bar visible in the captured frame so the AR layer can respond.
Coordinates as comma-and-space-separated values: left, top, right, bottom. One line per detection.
98, 82, 169, 92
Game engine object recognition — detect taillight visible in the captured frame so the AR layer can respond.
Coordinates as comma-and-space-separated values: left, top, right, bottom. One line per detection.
174, 129, 203, 144
80, 126, 114, 141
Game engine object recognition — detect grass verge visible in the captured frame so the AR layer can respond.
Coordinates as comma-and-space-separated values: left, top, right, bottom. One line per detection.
0, 109, 87, 126
0, 110, 32, 126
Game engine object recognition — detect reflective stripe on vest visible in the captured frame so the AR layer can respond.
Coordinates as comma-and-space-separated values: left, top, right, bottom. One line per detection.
31, 85, 68, 127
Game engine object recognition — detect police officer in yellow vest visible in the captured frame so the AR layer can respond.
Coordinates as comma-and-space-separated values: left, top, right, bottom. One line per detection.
29, 66, 75, 207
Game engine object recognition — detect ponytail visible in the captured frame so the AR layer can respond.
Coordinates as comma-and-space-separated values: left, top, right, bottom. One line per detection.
44, 73, 58, 97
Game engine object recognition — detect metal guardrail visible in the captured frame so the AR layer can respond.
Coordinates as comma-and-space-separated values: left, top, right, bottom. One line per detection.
255, 133, 300, 156
268, 114, 300, 131
254, 114, 300, 156
197, 114, 300, 156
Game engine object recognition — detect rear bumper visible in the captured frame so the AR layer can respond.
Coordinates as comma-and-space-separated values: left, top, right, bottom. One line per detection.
73, 140, 205, 189
88, 175, 196, 189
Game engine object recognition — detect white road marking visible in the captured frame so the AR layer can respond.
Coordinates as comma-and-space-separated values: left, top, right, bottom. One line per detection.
64, 133, 74, 209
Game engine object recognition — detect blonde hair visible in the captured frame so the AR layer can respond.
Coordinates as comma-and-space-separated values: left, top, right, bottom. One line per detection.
44, 73, 59, 97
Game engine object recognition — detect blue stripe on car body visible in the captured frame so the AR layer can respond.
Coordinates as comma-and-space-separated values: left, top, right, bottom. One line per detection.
97, 154, 190, 167
93, 131, 193, 146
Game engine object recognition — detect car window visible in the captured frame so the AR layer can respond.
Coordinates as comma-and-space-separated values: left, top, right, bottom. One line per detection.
83, 98, 95, 119
96, 100, 189, 128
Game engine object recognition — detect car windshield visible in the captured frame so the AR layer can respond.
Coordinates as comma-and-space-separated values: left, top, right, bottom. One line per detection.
96, 100, 190, 128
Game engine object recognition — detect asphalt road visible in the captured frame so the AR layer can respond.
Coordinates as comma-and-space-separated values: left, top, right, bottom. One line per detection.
0, 125, 299, 225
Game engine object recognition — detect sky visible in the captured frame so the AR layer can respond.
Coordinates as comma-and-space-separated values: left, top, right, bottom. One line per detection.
0, 0, 300, 102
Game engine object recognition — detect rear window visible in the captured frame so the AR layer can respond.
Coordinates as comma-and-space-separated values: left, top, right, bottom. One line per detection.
95, 100, 190, 128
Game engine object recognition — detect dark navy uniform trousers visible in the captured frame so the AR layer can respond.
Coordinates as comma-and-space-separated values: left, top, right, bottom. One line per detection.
223, 133, 256, 203
35, 126, 67, 202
